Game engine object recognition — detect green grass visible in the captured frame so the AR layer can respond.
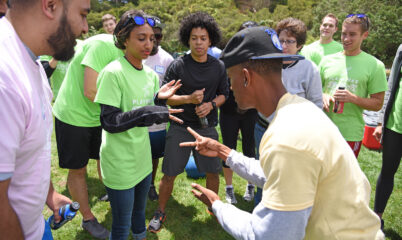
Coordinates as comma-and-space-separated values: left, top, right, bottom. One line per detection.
46, 128, 401, 239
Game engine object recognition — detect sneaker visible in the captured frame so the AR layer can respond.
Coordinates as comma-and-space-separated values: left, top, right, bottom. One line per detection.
98, 194, 109, 202
225, 186, 237, 204
243, 184, 255, 202
148, 210, 166, 233
148, 185, 159, 201
81, 217, 110, 239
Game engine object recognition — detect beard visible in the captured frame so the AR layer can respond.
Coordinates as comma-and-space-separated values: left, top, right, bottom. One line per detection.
47, 12, 76, 61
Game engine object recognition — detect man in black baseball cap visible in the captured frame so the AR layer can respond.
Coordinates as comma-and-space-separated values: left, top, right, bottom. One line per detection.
180, 26, 383, 240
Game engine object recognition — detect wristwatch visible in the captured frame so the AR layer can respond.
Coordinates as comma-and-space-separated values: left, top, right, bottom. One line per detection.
211, 101, 217, 110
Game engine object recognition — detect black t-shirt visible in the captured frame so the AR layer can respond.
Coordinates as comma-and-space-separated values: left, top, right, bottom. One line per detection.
219, 79, 257, 116
163, 54, 229, 128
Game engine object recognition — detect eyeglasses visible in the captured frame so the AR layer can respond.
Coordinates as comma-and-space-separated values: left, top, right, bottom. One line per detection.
279, 39, 297, 45
346, 13, 367, 18
154, 33, 163, 41
123, 15, 155, 28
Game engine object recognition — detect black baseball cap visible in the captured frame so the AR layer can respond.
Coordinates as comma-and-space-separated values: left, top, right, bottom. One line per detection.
220, 26, 304, 68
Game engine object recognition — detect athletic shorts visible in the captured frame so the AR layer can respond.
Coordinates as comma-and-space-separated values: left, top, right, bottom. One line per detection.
149, 130, 167, 159
347, 141, 362, 158
55, 118, 101, 169
162, 124, 221, 176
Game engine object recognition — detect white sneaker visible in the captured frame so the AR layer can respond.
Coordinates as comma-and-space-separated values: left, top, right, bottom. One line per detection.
243, 184, 255, 202
225, 186, 237, 204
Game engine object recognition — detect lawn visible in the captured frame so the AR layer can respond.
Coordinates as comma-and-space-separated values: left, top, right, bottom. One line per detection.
46, 126, 401, 240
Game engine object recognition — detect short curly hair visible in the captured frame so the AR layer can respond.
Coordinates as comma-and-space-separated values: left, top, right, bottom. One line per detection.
114, 9, 151, 50
179, 11, 222, 48
276, 18, 307, 48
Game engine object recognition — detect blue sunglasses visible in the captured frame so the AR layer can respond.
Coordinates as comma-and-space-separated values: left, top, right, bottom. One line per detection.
123, 15, 155, 28
346, 13, 367, 18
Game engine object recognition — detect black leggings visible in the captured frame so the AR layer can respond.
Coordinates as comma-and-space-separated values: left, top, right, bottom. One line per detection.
374, 127, 402, 213
219, 111, 256, 168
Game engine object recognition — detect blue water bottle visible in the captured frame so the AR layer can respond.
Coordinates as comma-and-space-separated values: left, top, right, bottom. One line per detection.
48, 202, 80, 230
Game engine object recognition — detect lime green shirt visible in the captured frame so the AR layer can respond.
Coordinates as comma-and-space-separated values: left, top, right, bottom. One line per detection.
301, 40, 343, 66
320, 51, 388, 141
386, 69, 402, 134
53, 34, 123, 127
95, 57, 160, 190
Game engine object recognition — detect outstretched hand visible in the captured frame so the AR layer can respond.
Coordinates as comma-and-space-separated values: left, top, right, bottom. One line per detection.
191, 183, 220, 208
180, 127, 222, 158
158, 80, 182, 99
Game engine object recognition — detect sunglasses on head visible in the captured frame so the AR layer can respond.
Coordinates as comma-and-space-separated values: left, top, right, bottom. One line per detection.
346, 13, 367, 18
123, 15, 155, 28
154, 33, 163, 40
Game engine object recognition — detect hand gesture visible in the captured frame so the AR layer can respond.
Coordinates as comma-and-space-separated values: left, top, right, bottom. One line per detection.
322, 93, 334, 112
191, 183, 220, 208
190, 88, 205, 104
373, 125, 383, 142
168, 108, 184, 124
180, 127, 222, 158
195, 102, 212, 118
158, 80, 182, 99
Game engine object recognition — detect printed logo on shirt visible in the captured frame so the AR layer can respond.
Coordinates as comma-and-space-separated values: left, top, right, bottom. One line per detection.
155, 65, 165, 74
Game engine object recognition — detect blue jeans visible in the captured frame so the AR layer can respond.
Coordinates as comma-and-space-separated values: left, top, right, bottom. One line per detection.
254, 122, 266, 206
106, 174, 152, 240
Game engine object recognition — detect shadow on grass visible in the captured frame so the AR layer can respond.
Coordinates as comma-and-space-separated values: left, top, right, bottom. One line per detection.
60, 175, 108, 208
384, 229, 402, 240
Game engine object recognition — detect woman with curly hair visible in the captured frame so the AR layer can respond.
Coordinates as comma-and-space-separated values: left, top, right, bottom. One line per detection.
148, 11, 229, 233
94, 9, 182, 239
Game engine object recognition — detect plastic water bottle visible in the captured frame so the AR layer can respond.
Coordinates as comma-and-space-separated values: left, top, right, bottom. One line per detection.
48, 202, 80, 230
197, 104, 209, 128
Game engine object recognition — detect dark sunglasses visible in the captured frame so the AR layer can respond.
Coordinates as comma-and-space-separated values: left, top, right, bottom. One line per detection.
346, 13, 367, 18
123, 15, 155, 28
154, 33, 163, 40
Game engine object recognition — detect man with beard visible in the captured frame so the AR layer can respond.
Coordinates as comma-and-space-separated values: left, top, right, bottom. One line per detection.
52, 15, 124, 240
144, 16, 174, 201
0, 0, 89, 239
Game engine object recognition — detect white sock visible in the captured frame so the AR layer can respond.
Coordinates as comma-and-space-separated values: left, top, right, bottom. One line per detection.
226, 185, 233, 189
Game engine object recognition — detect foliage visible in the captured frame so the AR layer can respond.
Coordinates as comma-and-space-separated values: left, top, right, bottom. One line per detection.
85, 0, 400, 66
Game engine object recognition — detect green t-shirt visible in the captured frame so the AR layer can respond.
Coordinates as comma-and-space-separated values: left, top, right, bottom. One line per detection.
320, 51, 388, 141
301, 40, 343, 66
95, 57, 160, 190
53, 34, 123, 127
40, 55, 71, 100
386, 68, 402, 134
